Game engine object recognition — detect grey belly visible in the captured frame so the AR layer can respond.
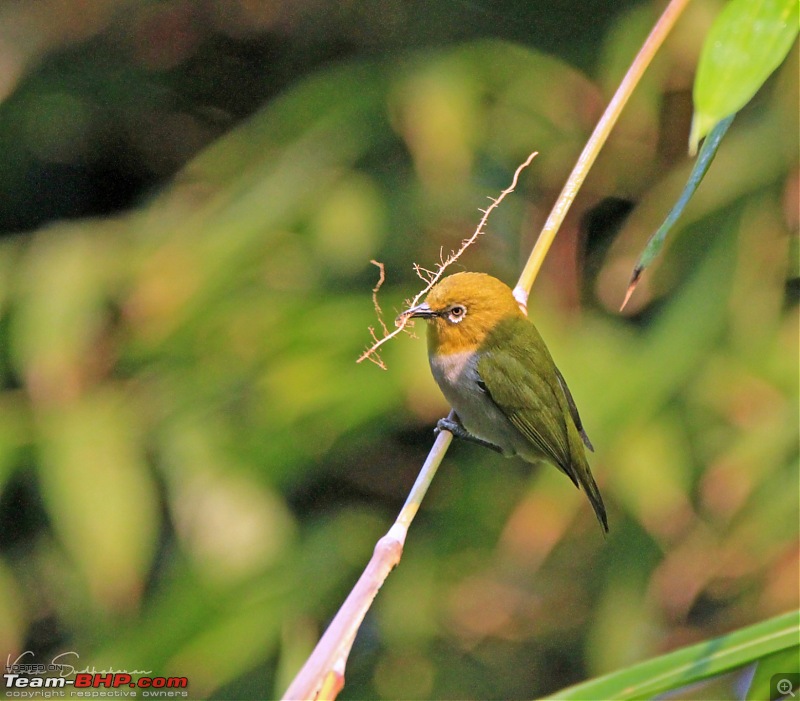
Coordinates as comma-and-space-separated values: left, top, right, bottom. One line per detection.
429, 351, 537, 460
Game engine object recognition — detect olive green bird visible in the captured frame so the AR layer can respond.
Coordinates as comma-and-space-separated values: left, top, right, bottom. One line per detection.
401, 272, 607, 532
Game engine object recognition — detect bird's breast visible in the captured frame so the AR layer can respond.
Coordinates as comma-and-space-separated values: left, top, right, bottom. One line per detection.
428, 350, 521, 456
429, 349, 477, 388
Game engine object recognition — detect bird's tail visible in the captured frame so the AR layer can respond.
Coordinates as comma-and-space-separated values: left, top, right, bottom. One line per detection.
567, 423, 608, 533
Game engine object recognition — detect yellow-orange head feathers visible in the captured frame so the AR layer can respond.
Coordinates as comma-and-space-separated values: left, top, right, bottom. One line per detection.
400, 272, 525, 356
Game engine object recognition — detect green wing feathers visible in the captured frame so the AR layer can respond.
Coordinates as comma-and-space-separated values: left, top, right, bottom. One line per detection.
555, 365, 594, 452
477, 318, 608, 532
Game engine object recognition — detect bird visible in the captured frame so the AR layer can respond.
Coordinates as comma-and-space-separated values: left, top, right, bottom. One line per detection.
399, 271, 607, 532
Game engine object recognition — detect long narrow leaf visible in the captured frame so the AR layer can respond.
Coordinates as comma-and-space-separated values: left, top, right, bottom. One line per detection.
544, 610, 800, 700
620, 114, 733, 310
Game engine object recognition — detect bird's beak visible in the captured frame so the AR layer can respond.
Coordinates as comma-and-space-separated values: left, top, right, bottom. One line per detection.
396, 302, 438, 325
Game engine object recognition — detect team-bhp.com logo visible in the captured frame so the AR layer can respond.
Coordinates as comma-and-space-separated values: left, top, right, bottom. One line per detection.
5, 673, 188, 691
4, 652, 189, 698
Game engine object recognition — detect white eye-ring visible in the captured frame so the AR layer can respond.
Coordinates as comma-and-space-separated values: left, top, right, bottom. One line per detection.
447, 305, 467, 323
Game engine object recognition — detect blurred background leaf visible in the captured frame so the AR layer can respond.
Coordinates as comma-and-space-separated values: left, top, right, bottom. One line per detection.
0, 1, 796, 700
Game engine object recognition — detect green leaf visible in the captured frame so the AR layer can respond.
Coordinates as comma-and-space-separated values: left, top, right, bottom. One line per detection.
621, 114, 733, 310
11, 226, 111, 391
746, 645, 800, 700
543, 610, 800, 700
37, 390, 160, 611
690, 0, 799, 152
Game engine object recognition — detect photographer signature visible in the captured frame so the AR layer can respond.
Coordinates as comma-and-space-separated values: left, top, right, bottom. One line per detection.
5, 651, 152, 678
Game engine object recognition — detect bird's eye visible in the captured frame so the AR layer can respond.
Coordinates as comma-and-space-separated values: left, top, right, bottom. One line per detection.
447, 305, 467, 323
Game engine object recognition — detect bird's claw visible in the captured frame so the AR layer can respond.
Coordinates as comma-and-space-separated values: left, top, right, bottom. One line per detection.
434, 418, 504, 454
435, 418, 461, 436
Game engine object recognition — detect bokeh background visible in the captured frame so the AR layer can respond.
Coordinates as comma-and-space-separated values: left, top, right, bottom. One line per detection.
0, 1, 797, 699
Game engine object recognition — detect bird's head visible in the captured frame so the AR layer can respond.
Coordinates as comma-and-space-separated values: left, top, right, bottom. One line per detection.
399, 272, 525, 355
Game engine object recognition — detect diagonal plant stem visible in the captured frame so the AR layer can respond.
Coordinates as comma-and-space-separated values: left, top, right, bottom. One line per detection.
282, 427, 454, 701
514, 0, 693, 309
281, 0, 692, 698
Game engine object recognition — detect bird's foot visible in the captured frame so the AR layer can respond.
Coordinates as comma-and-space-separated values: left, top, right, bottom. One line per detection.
435, 418, 504, 454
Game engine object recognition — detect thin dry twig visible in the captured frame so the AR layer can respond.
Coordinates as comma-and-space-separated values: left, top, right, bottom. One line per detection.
364, 260, 390, 369
356, 151, 538, 368
370, 259, 388, 336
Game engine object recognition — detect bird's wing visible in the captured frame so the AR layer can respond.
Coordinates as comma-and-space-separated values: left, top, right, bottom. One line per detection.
554, 365, 594, 452
476, 327, 573, 478
476, 319, 608, 532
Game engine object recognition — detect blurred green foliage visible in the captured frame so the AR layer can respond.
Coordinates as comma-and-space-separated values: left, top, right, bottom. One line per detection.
0, 1, 797, 700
